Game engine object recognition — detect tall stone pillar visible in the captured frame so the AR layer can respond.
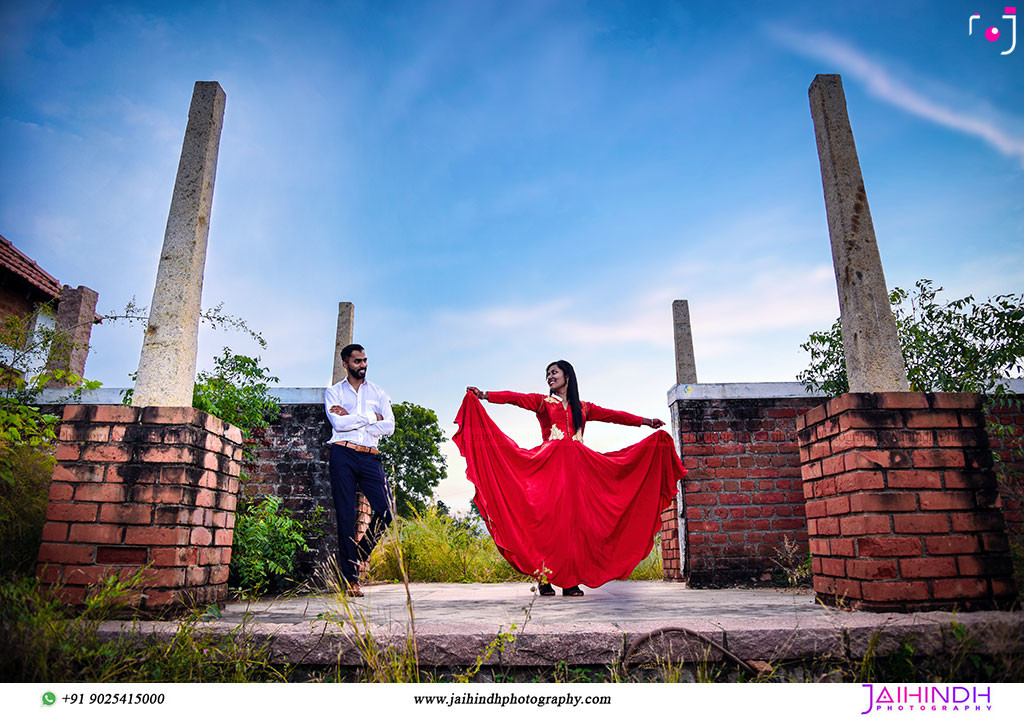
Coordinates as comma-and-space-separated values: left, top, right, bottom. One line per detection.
663, 300, 697, 582
37, 83, 242, 612
45, 284, 99, 386
133, 81, 226, 407
801, 74, 1017, 611
672, 299, 697, 385
332, 302, 355, 385
808, 74, 908, 393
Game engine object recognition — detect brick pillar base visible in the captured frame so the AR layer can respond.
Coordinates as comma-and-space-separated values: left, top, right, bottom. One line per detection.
797, 392, 1017, 612
37, 405, 244, 610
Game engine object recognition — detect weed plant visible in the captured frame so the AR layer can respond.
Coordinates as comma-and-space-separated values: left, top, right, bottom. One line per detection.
230, 495, 324, 596
770, 535, 812, 588
0, 571, 292, 682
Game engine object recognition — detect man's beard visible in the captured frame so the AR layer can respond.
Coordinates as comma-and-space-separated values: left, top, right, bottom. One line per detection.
351, 368, 366, 379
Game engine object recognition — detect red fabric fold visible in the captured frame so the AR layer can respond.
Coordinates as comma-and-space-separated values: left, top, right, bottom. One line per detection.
453, 391, 685, 588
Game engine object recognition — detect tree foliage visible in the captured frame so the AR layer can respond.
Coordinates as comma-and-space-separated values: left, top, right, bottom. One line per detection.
378, 402, 447, 517
798, 279, 1024, 531
192, 348, 280, 437
122, 348, 280, 438
1, 306, 100, 487
799, 279, 1024, 397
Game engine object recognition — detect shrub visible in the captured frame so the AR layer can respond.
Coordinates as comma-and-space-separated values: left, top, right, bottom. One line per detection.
799, 279, 1024, 397
369, 506, 525, 583
1, 306, 99, 578
230, 496, 323, 596
192, 348, 280, 438
0, 443, 54, 577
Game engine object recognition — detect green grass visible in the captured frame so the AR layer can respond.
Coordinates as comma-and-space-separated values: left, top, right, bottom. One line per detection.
366, 507, 663, 584
368, 507, 524, 583
0, 572, 291, 682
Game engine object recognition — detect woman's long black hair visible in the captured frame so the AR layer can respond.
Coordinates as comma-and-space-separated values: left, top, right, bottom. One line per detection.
547, 360, 584, 435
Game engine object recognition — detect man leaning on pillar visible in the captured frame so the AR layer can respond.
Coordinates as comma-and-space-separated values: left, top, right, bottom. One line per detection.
324, 343, 396, 596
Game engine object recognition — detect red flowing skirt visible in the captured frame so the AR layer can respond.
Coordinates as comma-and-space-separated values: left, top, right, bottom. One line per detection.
453, 392, 685, 588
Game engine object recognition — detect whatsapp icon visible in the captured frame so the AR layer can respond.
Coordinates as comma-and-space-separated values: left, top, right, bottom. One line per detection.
42, 692, 56, 706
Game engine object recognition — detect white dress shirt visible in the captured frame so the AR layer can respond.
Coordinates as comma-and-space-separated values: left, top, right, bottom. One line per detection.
324, 378, 396, 448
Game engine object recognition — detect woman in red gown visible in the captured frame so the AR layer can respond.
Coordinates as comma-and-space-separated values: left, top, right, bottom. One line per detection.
455, 360, 685, 597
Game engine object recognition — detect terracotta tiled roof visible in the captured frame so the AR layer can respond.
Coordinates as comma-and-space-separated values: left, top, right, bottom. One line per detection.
0, 233, 63, 299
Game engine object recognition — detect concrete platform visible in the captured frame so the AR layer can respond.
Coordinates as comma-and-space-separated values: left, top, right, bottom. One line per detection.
99, 582, 1024, 667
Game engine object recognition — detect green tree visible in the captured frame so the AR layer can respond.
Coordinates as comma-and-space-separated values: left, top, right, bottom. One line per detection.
378, 402, 447, 517
2, 305, 100, 486
799, 279, 1024, 397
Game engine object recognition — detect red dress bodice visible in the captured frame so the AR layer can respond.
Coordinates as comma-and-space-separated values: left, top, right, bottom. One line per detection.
485, 391, 644, 442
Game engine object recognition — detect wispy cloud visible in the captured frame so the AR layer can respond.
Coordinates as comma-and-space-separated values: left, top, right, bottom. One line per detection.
767, 26, 1024, 168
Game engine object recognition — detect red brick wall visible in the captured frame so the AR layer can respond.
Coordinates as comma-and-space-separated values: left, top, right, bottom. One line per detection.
37, 405, 243, 609
797, 392, 1016, 611
242, 404, 370, 575
663, 392, 1024, 588
664, 397, 821, 586
987, 400, 1024, 538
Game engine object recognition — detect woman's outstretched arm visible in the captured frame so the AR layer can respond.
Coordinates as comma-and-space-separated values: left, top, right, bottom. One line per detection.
587, 402, 665, 428
466, 387, 544, 412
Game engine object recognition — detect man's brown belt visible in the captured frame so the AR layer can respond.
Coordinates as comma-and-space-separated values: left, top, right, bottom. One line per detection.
333, 441, 379, 455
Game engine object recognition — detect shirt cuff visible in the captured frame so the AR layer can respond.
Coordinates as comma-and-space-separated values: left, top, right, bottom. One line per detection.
366, 411, 378, 424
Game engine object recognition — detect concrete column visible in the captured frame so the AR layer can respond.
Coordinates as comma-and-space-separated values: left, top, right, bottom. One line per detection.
45, 284, 99, 385
331, 302, 355, 385
808, 74, 909, 393
133, 82, 227, 407
672, 300, 697, 385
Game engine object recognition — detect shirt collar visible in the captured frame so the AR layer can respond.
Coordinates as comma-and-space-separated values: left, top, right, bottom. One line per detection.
341, 377, 377, 393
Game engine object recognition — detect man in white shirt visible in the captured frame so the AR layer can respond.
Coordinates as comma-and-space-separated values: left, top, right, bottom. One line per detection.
324, 343, 396, 596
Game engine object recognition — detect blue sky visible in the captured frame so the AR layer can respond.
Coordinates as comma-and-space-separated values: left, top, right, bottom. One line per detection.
2, 1, 1022, 510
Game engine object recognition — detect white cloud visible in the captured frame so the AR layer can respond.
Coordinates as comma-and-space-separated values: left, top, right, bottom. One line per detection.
767, 26, 1024, 168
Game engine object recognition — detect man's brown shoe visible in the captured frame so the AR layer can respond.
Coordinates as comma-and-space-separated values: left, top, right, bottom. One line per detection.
346, 583, 364, 597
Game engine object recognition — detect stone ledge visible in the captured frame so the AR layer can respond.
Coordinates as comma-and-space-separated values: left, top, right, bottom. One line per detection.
33, 379, 1024, 407
666, 379, 1024, 405
95, 610, 1024, 667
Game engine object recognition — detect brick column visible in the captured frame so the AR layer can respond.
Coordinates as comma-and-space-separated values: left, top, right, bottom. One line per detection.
660, 498, 682, 580
37, 405, 243, 610
797, 392, 1017, 611
45, 284, 99, 384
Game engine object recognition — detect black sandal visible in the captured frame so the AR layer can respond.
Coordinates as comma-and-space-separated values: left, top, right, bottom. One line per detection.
538, 581, 555, 596
562, 585, 584, 597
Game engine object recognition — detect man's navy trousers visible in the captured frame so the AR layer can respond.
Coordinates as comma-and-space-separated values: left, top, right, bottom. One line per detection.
328, 443, 394, 585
